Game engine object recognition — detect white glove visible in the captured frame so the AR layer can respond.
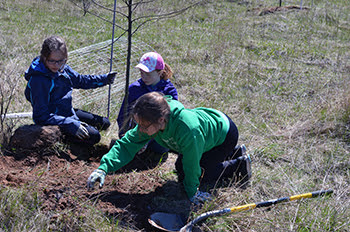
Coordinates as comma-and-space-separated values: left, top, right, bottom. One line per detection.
87, 169, 106, 190
137, 143, 148, 155
75, 122, 90, 140
190, 191, 213, 205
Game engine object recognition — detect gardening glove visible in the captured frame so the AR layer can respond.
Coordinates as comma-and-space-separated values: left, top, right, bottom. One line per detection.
136, 143, 148, 155
107, 71, 117, 84
75, 122, 90, 140
190, 191, 213, 205
87, 169, 106, 190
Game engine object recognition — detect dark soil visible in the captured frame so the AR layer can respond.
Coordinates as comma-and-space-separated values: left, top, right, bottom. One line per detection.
0, 142, 192, 231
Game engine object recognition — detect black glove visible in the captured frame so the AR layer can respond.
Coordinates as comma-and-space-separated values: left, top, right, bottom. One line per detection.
107, 71, 117, 84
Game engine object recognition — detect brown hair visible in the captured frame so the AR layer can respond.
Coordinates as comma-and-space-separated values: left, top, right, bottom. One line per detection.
158, 63, 173, 80
40, 35, 68, 62
131, 92, 170, 124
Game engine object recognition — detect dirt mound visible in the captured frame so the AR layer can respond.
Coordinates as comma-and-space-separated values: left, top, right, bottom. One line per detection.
249, 5, 310, 16
1, 137, 190, 231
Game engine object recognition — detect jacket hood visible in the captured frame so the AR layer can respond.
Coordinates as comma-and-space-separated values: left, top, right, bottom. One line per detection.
24, 56, 52, 81
166, 96, 184, 121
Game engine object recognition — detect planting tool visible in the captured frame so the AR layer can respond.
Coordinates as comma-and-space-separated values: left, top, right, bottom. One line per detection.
149, 212, 186, 231
148, 189, 333, 232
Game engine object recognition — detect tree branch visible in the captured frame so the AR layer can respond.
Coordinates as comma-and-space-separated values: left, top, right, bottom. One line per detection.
131, 0, 204, 36
91, 0, 128, 17
67, 0, 127, 31
132, 0, 203, 22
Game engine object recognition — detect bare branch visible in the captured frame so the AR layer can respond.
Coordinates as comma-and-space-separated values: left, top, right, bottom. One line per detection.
91, 0, 128, 17
132, 0, 203, 22
0, 63, 22, 145
76, 30, 128, 58
83, 0, 91, 16
133, 0, 157, 4
67, 0, 127, 31
132, 0, 158, 10
131, 0, 204, 36
0, 66, 19, 119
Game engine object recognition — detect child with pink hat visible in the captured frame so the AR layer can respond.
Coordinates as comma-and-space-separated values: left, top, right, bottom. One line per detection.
117, 52, 178, 155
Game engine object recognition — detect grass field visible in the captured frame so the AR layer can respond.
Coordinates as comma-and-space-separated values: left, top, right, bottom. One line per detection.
0, 0, 349, 231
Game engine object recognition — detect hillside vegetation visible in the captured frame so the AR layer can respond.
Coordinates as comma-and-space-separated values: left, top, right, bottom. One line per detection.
0, 0, 349, 231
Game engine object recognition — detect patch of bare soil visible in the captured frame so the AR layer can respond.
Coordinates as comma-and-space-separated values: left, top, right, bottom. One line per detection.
250, 5, 310, 16
0, 142, 191, 231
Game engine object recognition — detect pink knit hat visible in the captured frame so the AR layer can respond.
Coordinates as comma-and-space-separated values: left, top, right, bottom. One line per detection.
135, 52, 165, 72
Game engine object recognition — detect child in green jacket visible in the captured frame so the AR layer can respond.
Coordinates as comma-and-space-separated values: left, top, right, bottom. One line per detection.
87, 92, 251, 203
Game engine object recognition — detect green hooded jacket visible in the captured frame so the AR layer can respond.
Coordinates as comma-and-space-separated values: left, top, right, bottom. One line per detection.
98, 97, 229, 198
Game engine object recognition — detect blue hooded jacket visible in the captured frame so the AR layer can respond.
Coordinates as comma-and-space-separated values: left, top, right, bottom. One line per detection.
24, 56, 110, 136
116, 78, 178, 136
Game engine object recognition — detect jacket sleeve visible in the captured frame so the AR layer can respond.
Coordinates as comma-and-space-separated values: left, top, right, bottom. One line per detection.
27, 75, 80, 135
98, 127, 151, 173
116, 97, 137, 137
117, 81, 144, 136
176, 125, 205, 198
163, 81, 178, 100
65, 65, 109, 89
117, 97, 127, 134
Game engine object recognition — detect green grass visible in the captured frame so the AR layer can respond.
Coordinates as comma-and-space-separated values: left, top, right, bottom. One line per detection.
0, 187, 46, 231
0, 186, 124, 232
1, 0, 349, 231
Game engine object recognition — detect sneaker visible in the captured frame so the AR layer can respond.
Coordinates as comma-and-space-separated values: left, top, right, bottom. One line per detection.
236, 145, 252, 188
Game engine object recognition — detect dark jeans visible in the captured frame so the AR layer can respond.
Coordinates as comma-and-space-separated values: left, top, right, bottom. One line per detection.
175, 115, 243, 182
75, 109, 110, 130
65, 109, 110, 145
148, 139, 170, 154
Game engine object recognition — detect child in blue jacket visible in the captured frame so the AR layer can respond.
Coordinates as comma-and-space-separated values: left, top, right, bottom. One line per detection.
24, 35, 116, 145
117, 52, 178, 155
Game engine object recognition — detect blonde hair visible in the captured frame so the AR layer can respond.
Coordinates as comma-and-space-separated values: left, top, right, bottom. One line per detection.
158, 63, 173, 80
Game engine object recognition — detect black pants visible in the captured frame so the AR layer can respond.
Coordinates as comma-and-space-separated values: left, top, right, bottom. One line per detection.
75, 109, 110, 130
175, 115, 243, 182
65, 109, 111, 145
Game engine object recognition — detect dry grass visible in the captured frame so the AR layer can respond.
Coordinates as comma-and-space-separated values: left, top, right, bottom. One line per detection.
0, 0, 349, 231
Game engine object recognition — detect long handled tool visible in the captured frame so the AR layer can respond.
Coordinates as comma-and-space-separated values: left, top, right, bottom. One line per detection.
149, 189, 333, 232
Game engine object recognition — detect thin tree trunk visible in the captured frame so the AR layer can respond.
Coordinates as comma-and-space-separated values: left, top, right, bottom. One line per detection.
123, 0, 133, 126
